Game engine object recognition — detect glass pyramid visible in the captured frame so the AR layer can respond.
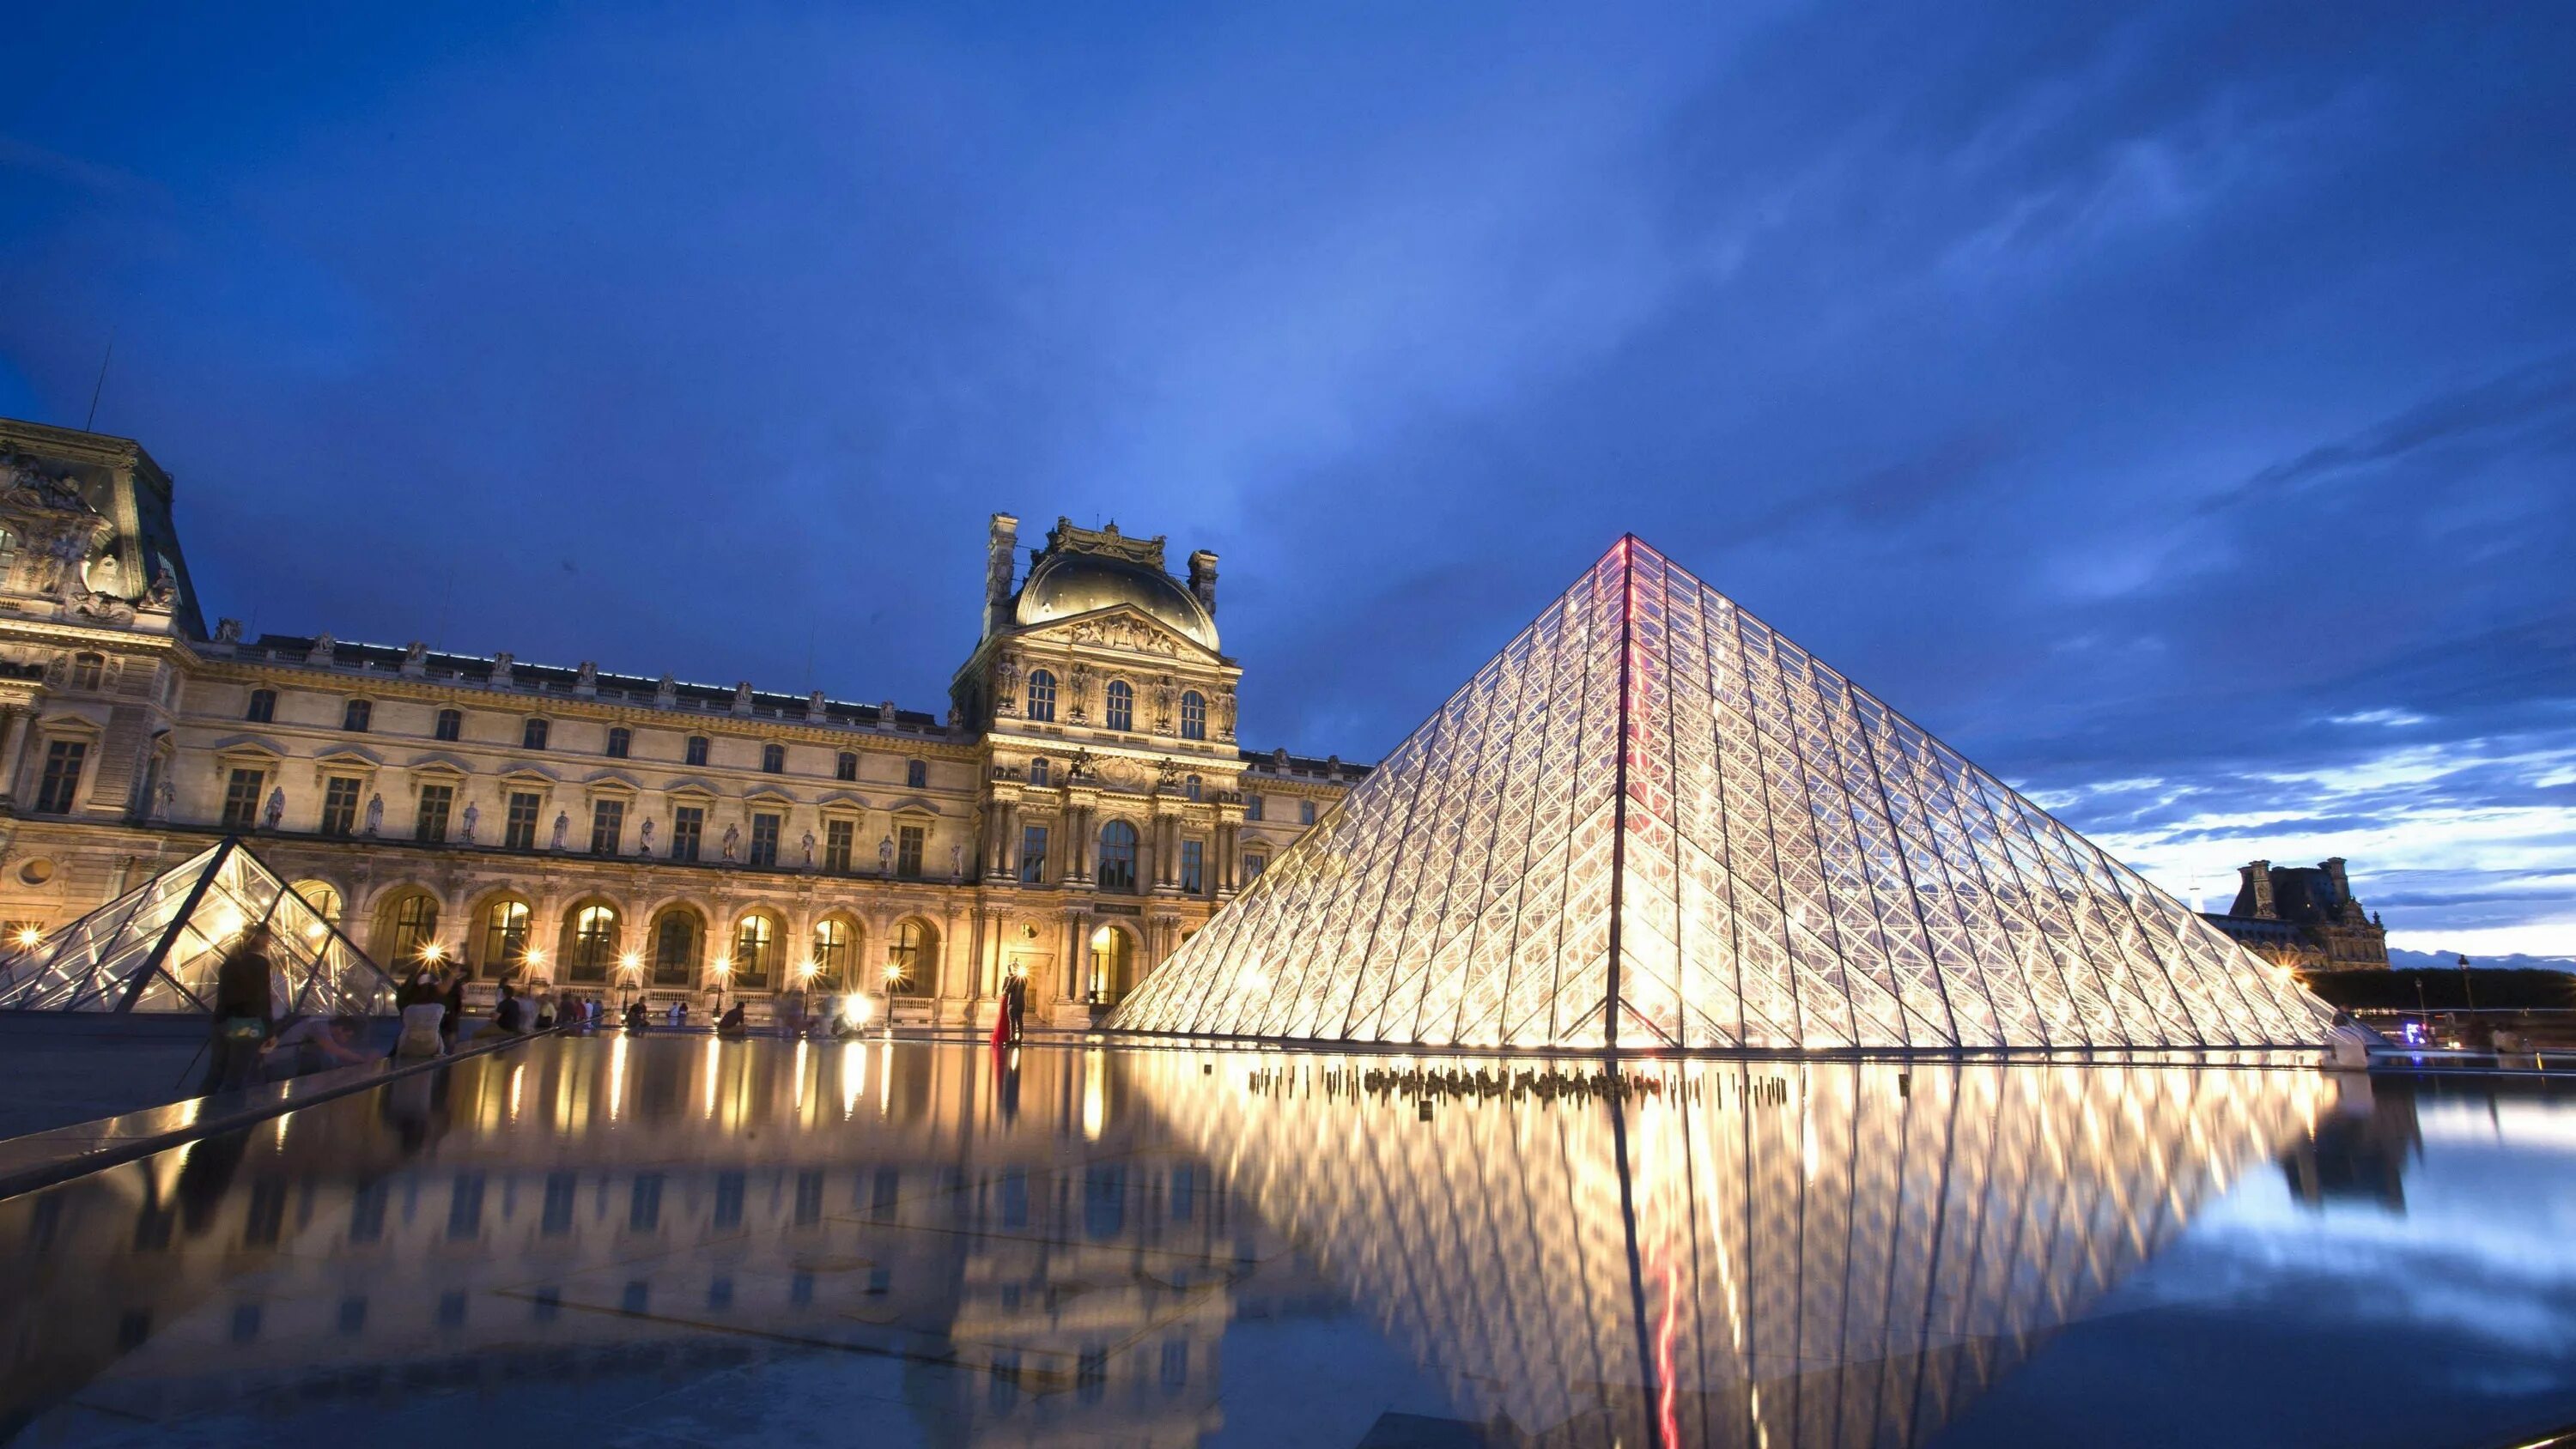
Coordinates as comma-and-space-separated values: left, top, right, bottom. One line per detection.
0, 838, 400, 1016
1114, 537, 2333, 1050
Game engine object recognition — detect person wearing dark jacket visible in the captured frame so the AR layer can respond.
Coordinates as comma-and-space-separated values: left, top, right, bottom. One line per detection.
493, 982, 526, 1034
439, 969, 466, 1052
202, 925, 277, 1093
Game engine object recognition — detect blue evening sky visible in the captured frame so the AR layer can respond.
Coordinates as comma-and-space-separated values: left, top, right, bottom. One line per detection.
3, 4, 2570, 955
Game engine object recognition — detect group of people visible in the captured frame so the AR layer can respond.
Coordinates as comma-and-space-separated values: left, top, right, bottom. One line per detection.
200, 923, 374, 1091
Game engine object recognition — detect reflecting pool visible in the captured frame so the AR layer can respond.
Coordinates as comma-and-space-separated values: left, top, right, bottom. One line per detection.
3, 1038, 2572, 1446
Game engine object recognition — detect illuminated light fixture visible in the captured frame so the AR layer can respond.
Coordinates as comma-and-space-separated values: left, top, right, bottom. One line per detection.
795, 960, 817, 980
1110, 535, 2335, 1052
711, 955, 732, 977
523, 946, 548, 967
618, 951, 642, 973
843, 993, 872, 1027
419, 940, 447, 963
14, 926, 41, 949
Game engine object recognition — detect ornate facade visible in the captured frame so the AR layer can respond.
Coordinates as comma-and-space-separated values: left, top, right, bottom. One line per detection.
2199, 857, 2391, 971
0, 418, 1364, 1025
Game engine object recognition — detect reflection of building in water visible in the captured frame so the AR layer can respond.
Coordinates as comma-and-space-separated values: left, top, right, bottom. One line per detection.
0, 1040, 1257, 1445
2279, 1073, 2422, 1212
1, 1041, 2331, 1446
1135, 1054, 2330, 1448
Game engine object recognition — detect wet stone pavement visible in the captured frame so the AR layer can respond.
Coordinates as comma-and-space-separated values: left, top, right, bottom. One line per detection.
1, 1035, 2572, 1448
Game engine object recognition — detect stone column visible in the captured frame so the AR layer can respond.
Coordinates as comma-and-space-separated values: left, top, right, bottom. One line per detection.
1063, 908, 1089, 1003
0, 706, 30, 806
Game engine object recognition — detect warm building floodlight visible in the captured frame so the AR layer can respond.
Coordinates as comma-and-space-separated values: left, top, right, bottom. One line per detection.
13, 926, 41, 949
419, 941, 447, 964
618, 951, 642, 973
843, 993, 872, 1027
1109, 535, 2334, 1052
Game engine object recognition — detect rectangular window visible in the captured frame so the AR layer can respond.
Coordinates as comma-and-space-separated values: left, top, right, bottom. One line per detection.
606, 726, 630, 758
684, 736, 708, 767
906, 760, 927, 789
824, 818, 854, 873
1300, 799, 1316, 826
34, 740, 85, 815
1244, 794, 1263, 822
522, 718, 549, 750
1242, 854, 1267, 882
435, 709, 462, 742
415, 784, 454, 844
503, 791, 541, 850
671, 805, 704, 862
896, 824, 924, 878
1019, 825, 1048, 885
749, 812, 781, 868
221, 768, 264, 830
320, 776, 362, 836
246, 688, 276, 723
343, 699, 371, 732
590, 799, 624, 855
1181, 839, 1203, 894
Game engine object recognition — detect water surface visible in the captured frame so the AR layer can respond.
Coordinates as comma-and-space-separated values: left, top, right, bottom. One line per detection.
3, 1037, 2569, 1446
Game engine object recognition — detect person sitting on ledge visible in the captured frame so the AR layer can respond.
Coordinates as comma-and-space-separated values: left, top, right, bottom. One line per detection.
717, 1001, 749, 1036
624, 999, 650, 1033
267, 1014, 370, 1078
492, 982, 526, 1035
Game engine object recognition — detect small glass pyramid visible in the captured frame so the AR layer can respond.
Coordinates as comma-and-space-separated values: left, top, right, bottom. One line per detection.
1113, 537, 2334, 1051
0, 838, 399, 1016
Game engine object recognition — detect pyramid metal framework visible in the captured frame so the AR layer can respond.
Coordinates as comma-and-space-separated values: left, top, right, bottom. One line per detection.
1114, 537, 2333, 1050
0, 837, 399, 1016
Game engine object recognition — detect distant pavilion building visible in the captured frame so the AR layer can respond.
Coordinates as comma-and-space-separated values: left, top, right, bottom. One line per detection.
2199, 858, 2390, 971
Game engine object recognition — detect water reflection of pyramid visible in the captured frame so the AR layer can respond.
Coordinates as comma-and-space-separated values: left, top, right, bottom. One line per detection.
1141, 1055, 2324, 1447
0, 837, 397, 1016
1115, 537, 2330, 1049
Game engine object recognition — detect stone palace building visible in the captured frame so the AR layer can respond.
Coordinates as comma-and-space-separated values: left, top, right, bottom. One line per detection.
0, 416, 1364, 1026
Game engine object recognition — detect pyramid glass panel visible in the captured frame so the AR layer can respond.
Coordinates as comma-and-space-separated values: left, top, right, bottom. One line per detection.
0, 838, 400, 1016
1113, 537, 2333, 1050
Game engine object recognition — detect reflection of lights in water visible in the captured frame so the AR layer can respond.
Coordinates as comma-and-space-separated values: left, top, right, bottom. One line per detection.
793, 1038, 808, 1113
704, 1035, 721, 1119
608, 1033, 628, 1121
878, 1041, 891, 1118
1082, 1049, 1105, 1140
841, 1040, 865, 1119
508, 1064, 526, 1124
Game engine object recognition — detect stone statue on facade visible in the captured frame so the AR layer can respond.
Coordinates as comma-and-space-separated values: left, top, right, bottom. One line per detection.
490, 652, 514, 687
720, 822, 740, 862
150, 778, 173, 822
399, 640, 428, 676
142, 569, 178, 611
878, 834, 895, 873
950, 843, 963, 881
878, 699, 896, 727
654, 672, 677, 707
362, 792, 383, 836
638, 816, 656, 853
806, 688, 825, 718
1066, 664, 1091, 723
309, 633, 337, 668
993, 654, 1022, 713
551, 810, 570, 851
1152, 677, 1176, 733
459, 802, 479, 843
732, 681, 754, 715
212, 617, 242, 646
1218, 685, 1238, 741
261, 787, 284, 831
800, 829, 816, 870
575, 660, 598, 693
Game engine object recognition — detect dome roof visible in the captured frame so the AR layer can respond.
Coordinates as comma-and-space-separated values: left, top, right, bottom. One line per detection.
1013, 551, 1219, 652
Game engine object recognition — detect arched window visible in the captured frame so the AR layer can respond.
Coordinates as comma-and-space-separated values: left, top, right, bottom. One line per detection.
886, 919, 933, 996
1029, 757, 1049, 786
70, 653, 104, 691
343, 699, 372, 732
762, 743, 786, 773
1105, 680, 1134, 732
811, 918, 854, 990
434, 708, 462, 742
730, 912, 777, 988
835, 751, 858, 781
383, 890, 440, 964
1026, 670, 1057, 723
606, 727, 631, 758
290, 881, 343, 931
1098, 820, 1139, 892
246, 688, 276, 724
1180, 691, 1206, 741
522, 718, 549, 750
651, 910, 699, 986
568, 904, 617, 981
479, 899, 532, 978
685, 735, 709, 767
1184, 773, 1201, 802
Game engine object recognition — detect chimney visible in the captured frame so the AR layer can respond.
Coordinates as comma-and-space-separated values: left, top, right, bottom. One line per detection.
2240, 860, 2277, 919
2321, 857, 2350, 903
1187, 549, 1218, 615
984, 513, 1019, 639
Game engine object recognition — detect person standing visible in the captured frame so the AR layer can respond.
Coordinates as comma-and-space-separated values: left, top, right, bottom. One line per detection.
439, 967, 466, 1052
1003, 970, 1026, 1046
202, 925, 277, 1093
